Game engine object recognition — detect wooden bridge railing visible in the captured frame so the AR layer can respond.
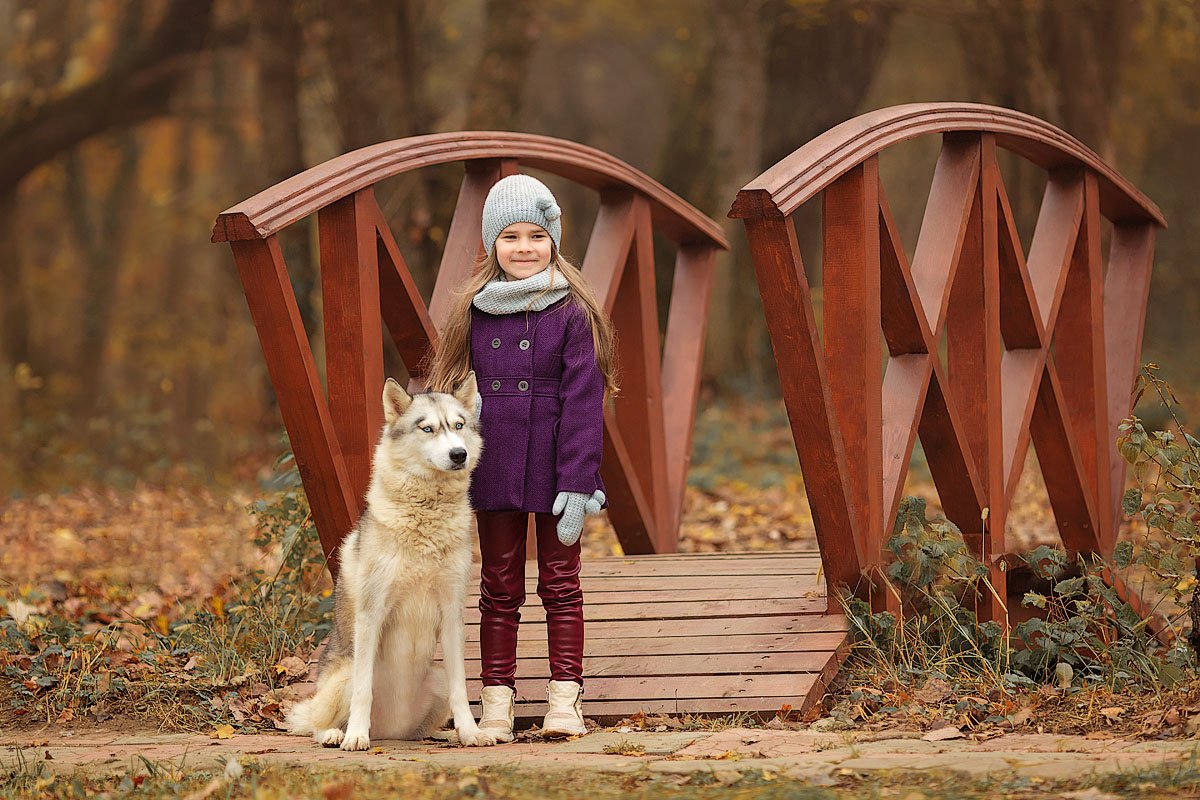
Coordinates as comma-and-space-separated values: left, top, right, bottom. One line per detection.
731, 103, 1164, 620
213, 133, 728, 574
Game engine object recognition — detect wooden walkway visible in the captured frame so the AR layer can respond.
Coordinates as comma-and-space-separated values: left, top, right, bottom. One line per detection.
464, 552, 849, 720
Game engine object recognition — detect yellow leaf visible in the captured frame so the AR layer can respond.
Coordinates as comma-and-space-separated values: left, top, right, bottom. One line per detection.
212, 724, 235, 739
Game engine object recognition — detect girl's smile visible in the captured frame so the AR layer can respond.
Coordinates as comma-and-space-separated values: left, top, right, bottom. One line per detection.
495, 222, 553, 279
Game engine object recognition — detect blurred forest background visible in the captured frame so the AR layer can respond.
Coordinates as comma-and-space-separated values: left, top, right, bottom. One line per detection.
3, 0, 1199, 495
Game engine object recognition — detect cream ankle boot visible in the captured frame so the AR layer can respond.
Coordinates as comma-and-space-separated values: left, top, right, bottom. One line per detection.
478, 685, 515, 743
541, 680, 587, 737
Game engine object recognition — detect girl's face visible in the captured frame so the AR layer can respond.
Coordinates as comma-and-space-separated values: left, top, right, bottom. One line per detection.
495, 222, 553, 280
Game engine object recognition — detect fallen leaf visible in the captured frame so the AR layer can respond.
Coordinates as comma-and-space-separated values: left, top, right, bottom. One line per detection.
716, 771, 742, 786
914, 678, 954, 705
183, 778, 223, 800
1100, 707, 1125, 723
1060, 789, 1119, 800
6, 600, 37, 626
921, 726, 964, 742
322, 780, 355, 800
211, 724, 235, 740
274, 656, 308, 678
1006, 706, 1034, 728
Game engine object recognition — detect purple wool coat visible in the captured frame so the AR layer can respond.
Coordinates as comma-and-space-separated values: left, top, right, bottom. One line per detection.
468, 298, 606, 513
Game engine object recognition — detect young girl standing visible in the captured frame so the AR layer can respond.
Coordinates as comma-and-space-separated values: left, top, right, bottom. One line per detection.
426, 174, 617, 741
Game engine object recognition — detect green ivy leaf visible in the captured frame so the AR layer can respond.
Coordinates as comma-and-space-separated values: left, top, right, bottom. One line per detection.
1114, 540, 1134, 569
1121, 488, 1142, 517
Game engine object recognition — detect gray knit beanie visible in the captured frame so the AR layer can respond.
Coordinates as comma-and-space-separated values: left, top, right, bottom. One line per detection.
481, 174, 562, 254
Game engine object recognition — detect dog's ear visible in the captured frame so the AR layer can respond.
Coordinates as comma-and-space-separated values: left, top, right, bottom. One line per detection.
383, 378, 412, 425
452, 371, 478, 409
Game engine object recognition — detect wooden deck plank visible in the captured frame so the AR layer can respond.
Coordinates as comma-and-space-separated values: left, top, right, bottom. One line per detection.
475, 697, 808, 717
463, 615, 847, 638
559, 553, 821, 564
466, 578, 825, 596
463, 651, 835, 678
548, 562, 821, 577
465, 674, 818, 701
456, 631, 849, 658
461, 597, 828, 623
583, 554, 825, 561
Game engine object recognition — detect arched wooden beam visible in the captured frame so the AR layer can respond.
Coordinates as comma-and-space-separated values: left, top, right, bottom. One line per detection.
729, 103, 1165, 228
212, 132, 729, 249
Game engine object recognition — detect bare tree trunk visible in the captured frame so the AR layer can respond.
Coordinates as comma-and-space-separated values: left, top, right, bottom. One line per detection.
466, 0, 542, 130
254, 0, 319, 345
396, 1, 454, 301
654, 36, 716, 330
64, 133, 141, 416
0, 188, 35, 382
163, 114, 198, 457
706, 0, 768, 390
1042, 0, 1140, 162
1, 0, 82, 414
949, 0, 1138, 226
324, 0, 410, 149
761, 0, 895, 168
204, 42, 282, 426
760, 0, 894, 367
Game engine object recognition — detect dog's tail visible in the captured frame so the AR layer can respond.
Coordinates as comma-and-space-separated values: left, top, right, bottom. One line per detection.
285, 659, 351, 736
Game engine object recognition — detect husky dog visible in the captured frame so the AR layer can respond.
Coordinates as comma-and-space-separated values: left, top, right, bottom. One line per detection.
286, 373, 496, 750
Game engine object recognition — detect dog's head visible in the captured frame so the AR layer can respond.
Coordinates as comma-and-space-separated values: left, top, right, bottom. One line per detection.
379, 372, 482, 477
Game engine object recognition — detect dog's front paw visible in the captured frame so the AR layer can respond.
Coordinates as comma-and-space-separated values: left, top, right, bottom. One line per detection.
340, 730, 371, 751
456, 725, 497, 747
315, 728, 344, 747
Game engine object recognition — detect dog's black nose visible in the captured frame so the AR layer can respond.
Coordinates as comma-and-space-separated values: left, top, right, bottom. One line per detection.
449, 447, 468, 465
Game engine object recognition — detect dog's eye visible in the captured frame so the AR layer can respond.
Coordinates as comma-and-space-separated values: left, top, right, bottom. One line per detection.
455, 422, 464, 430
422, 426, 433, 433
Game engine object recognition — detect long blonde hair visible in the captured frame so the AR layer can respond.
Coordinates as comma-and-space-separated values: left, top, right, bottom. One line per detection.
425, 249, 618, 399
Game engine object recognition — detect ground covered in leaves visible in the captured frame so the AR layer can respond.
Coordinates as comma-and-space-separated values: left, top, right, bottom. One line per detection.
0, 398, 1187, 745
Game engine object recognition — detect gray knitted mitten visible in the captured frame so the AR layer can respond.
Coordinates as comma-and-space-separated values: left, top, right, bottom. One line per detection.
551, 490, 606, 546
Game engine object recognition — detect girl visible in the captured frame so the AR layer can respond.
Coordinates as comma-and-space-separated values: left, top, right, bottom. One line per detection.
426, 174, 617, 741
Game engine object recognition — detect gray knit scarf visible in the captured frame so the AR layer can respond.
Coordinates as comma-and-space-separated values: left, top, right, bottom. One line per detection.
472, 268, 570, 315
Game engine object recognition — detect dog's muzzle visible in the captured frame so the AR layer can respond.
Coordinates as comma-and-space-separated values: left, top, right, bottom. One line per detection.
449, 447, 468, 469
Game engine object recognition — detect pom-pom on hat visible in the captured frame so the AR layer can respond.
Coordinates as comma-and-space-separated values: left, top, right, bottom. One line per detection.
481, 174, 562, 254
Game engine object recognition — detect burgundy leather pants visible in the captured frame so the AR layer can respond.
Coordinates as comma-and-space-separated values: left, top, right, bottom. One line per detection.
476, 511, 584, 688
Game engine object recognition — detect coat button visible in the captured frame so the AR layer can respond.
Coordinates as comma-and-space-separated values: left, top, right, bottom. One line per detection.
491, 338, 501, 349
519, 339, 530, 350
491, 380, 501, 391
518, 380, 529, 392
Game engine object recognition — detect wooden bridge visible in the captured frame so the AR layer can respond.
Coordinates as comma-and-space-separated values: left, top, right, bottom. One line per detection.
215, 103, 1161, 720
